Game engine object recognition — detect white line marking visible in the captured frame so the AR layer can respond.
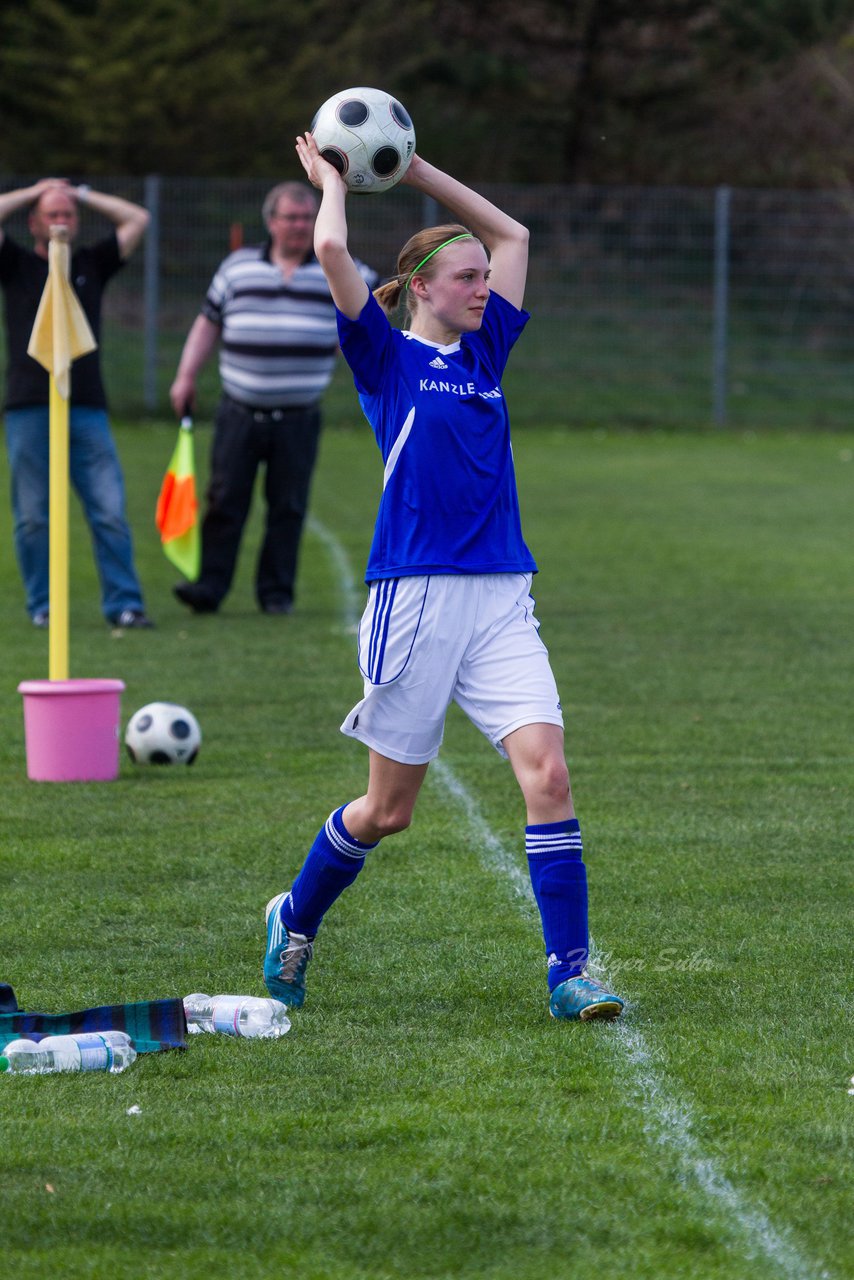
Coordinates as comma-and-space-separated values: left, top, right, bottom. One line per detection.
312, 516, 828, 1280
307, 516, 361, 632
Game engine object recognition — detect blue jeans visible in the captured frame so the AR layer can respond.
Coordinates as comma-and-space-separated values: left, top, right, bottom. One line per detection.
4, 405, 145, 620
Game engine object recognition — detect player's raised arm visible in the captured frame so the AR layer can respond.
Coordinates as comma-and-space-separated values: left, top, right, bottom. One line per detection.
295, 133, 369, 320
401, 154, 529, 310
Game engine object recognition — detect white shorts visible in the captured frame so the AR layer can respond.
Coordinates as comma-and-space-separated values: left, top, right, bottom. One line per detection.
340, 573, 564, 765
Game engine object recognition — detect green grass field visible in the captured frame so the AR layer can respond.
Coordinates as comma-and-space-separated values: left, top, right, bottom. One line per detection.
0, 423, 851, 1279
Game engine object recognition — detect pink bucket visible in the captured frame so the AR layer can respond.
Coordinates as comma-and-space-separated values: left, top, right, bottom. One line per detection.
18, 678, 126, 782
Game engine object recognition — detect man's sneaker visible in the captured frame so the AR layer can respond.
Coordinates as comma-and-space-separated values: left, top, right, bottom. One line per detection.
264, 893, 314, 1008
110, 609, 155, 629
549, 972, 624, 1022
32, 611, 49, 629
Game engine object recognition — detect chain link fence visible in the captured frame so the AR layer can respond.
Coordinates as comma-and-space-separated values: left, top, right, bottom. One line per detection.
3, 175, 854, 429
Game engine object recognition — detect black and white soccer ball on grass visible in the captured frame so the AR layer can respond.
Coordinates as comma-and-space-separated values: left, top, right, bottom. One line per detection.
125, 702, 201, 766
311, 87, 415, 193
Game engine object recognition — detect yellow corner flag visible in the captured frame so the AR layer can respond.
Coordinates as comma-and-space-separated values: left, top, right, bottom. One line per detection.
26, 230, 97, 680
27, 235, 96, 399
156, 418, 200, 581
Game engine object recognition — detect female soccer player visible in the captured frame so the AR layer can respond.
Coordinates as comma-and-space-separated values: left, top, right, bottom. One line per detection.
263, 134, 624, 1022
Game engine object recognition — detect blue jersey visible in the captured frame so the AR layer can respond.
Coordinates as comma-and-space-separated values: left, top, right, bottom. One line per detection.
337, 289, 537, 582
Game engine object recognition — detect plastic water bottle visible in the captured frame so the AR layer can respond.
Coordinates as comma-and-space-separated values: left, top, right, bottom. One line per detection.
0, 1039, 45, 1074
40, 1031, 137, 1073
183, 993, 291, 1039
0, 1030, 137, 1074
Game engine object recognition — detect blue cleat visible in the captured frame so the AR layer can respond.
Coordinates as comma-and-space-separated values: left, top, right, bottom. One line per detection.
549, 972, 624, 1022
264, 893, 314, 1008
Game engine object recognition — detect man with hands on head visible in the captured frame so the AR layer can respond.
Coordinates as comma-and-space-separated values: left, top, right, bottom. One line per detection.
0, 177, 153, 629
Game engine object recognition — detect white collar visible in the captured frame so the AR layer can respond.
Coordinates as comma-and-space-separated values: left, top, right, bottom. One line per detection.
401, 329, 461, 355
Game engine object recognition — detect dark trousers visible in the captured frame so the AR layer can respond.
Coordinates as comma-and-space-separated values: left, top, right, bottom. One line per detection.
199, 394, 322, 607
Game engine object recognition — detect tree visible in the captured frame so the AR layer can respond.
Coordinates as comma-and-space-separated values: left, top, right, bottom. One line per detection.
3, 0, 854, 187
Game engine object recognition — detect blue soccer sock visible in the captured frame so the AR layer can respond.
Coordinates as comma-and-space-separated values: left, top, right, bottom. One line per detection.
280, 806, 378, 937
526, 819, 589, 991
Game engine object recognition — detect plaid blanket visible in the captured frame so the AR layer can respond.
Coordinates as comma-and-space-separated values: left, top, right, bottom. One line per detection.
0, 985, 186, 1054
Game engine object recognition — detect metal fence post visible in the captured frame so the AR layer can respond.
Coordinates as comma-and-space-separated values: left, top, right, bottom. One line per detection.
712, 185, 731, 427
422, 195, 439, 226
143, 174, 160, 413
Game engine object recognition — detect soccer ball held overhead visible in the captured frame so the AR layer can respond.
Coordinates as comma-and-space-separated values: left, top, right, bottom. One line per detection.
310, 87, 415, 193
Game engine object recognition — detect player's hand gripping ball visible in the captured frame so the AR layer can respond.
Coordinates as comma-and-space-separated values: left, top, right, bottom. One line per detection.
310, 87, 415, 193
125, 702, 201, 765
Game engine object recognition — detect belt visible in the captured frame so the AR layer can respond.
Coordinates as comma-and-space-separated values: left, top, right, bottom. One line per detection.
225, 395, 310, 424
251, 407, 292, 423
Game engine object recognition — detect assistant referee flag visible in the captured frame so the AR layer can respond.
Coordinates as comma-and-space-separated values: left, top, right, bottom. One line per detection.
156, 418, 200, 580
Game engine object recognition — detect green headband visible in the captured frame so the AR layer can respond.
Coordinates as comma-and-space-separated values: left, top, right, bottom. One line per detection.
405, 233, 474, 290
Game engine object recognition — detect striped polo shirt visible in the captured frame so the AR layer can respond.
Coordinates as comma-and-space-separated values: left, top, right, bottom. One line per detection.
201, 241, 377, 410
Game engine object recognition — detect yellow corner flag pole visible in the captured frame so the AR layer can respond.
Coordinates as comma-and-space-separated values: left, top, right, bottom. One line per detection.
47, 362, 70, 680
26, 227, 97, 681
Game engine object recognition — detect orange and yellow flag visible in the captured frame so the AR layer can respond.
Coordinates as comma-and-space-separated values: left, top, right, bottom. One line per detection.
156, 419, 200, 581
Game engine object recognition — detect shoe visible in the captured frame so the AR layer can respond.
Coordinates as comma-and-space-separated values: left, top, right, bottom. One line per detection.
173, 582, 219, 614
549, 972, 624, 1022
261, 599, 293, 615
264, 893, 314, 1008
32, 611, 49, 629
109, 609, 155, 629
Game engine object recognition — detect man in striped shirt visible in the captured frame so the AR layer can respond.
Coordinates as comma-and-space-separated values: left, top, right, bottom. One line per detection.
169, 182, 377, 615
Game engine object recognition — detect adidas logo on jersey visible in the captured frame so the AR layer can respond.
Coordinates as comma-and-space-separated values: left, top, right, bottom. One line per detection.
428, 355, 448, 369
